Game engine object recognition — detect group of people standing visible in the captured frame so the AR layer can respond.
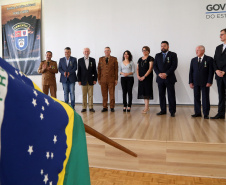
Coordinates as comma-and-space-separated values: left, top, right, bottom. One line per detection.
38, 28, 226, 119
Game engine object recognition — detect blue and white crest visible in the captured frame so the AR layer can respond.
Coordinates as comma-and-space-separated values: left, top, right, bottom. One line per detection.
12, 22, 30, 51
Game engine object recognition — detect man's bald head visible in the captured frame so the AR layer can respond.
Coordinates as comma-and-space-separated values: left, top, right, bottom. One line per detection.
196, 45, 205, 57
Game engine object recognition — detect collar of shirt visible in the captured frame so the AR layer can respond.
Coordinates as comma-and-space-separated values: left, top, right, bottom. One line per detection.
84, 57, 89, 60
162, 51, 168, 56
223, 44, 226, 49
65, 57, 70, 66
198, 55, 204, 61
65, 57, 70, 61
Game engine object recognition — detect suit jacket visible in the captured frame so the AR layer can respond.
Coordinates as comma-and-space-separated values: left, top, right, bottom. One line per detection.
38, 60, 58, 85
189, 55, 214, 86
213, 44, 226, 80
59, 56, 77, 83
77, 57, 97, 85
98, 56, 118, 83
154, 51, 178, 84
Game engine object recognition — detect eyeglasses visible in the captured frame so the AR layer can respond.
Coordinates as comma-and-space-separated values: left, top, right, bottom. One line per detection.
142, 50, 147, 52
220, 33, 225, 36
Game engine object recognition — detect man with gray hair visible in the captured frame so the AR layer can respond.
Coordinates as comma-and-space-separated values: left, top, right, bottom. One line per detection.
59, 47, 77, 109
189, 45, 214, 119
77, 48, 97, 112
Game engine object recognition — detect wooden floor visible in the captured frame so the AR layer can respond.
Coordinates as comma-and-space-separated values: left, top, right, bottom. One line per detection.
77, 104, 226, 143
90, 167, 226, 185
75, 104, 226, 178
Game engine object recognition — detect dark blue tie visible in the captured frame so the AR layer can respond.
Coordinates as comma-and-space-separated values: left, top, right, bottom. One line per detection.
163, 53, 166, 63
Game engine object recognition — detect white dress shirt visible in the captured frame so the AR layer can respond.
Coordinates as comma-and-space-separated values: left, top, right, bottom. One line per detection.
223, 44, 226, 52
84, 57, 89, 69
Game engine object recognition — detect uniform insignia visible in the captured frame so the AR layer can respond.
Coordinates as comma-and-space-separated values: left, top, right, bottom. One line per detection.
167, 57, 170, 63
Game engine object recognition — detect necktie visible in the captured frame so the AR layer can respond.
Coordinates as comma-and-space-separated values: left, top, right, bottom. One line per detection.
106, 57, 108, 64
47, 62, 50, 67
198, 57, 201, 67
163, 53, 166, 63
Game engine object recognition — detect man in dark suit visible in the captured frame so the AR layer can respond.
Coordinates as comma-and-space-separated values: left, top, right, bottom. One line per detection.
154, 41, 178, 117
189, 45, 214, 119
98, 47, 118, 112
59, 47, 77, 109
77, 48, 97, 113
211, 28, 226, 119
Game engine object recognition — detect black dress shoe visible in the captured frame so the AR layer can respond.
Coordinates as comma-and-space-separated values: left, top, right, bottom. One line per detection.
101, 108, 108, 112
111, 108, 115, 112
123, 108, 126, 112
204, 115, 209, 119
81, 109, 86, 112
191, 114, 202, 117
210, 114, 225, 119
156, 111, 166, 115
127, 109, 131, 112
171, 113, 175, 117
89, 108, 95, 112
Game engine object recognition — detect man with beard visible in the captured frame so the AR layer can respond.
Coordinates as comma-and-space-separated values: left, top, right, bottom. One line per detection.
211, 28, 226, 119
154, 41, 178, 117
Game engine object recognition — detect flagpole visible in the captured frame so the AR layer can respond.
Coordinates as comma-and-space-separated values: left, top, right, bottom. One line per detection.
84, 124, 137, 158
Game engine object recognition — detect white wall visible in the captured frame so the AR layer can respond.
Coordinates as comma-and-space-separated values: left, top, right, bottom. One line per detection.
1, 0, 225, 105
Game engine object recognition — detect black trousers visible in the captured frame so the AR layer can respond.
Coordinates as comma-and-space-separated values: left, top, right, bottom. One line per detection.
121, 77, 134, 107
193, 85, 210, 116
217, 79, 226, 116
158, 82, 176, 114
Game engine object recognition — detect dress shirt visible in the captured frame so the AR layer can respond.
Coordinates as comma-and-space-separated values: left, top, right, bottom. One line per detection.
198, 55, 204, 62
65, 57, 70, 66
223, 44, 226, 52
84, 57, 89, 69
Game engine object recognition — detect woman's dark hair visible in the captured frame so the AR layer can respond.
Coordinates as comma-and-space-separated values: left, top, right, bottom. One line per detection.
122, 50, 133, 61
142, 46, 150, 53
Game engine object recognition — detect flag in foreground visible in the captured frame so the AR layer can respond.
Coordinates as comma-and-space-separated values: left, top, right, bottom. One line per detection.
0, 57, 90, 185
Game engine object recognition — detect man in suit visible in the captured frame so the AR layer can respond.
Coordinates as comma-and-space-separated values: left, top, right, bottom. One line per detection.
98, 47, 118, 112
154, 41, 178, 117
59, 47, 77, 109
77, 48, 97, 113
38, 51, 58, 98
211, 28, 226, 119
189, 45, 214, 119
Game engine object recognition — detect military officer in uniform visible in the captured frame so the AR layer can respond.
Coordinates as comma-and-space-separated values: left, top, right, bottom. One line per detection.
98, 47, 118, 112
38, 51, 58, 98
